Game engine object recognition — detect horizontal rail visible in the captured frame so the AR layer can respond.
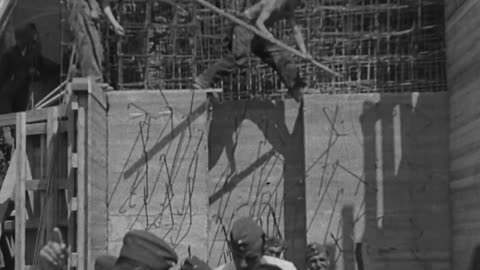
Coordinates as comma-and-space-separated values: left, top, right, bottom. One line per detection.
0, 105, 67, 128
3, 217, 68, 231
26, 179, 68, 191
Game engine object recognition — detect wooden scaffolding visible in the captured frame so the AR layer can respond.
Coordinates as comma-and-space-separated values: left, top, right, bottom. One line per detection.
0, 78, 108, 270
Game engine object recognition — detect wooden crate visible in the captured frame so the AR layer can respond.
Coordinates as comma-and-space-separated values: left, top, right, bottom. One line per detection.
0, 77, 108, 270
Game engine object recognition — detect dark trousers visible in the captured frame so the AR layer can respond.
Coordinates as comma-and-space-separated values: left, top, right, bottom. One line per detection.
198, 24, 305, 91
70, 1, 104, 82
0, 78, 30, 114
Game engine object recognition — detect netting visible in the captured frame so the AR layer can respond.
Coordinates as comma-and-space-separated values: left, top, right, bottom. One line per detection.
104, 0, 446, 99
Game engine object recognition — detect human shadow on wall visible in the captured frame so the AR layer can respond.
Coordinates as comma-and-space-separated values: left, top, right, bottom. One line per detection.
208, 98, 304, 205
468, 245, 480, 270
358, 92, 449, 270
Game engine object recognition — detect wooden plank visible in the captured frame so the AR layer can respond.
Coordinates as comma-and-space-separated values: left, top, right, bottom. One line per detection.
3, 217, 68, 231
45, 107, 59, 242
86, 91, 108, 267
36, 133, 46, 215
67, 99, 76, 270
112, 88, 223, 95
0, 106, 66, 127
77, 105, 86, 270
25, 179, 68, 191
26, 123, 46, 135
15, 112, 26, 270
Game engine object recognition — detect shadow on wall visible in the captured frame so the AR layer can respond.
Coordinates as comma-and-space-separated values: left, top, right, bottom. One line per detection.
207, 98, 305, 266
468, 245, 480, 270
350, 92, 450, 270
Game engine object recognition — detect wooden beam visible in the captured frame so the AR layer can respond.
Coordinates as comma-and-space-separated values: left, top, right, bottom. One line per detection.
0, 105, 67, 127
111, 88, 224, 94
45, 108, 59, 242
15, 112, 26, 270
3, 217, 68, 232
25, 179, 68, 191
67, 97, 76, 270
76, 105, 86, 270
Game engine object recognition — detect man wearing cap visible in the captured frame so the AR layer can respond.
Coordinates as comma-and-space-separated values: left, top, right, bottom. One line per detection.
216, 217, 296, 270
305, 243, 329, 270
39, 228, 178, 270
263, 237, 285, 259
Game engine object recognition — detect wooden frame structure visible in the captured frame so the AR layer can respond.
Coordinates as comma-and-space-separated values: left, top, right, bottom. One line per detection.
0, 77, 108, 270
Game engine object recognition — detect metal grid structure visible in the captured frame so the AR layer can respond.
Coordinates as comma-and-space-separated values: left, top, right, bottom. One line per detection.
105, 0, 446, 98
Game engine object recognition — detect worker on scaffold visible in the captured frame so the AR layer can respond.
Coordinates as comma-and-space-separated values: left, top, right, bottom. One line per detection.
67, 0, 125, 82
193, 0, 311, 102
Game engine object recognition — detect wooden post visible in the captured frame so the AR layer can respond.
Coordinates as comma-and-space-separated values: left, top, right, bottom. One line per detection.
76, 104, 86, 270
15, 112, 26, 270
67, 92, 79, 270
45, 108, 59, 242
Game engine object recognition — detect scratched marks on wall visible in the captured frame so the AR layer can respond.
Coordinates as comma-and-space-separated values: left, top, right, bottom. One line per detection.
304, 101, 368, 268
205, 98, 365, 266
107, 91, 209, 257
304, 94, 450, 270
206, 100, 303, 265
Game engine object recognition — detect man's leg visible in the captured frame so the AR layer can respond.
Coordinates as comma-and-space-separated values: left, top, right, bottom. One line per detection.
194, 25, 254, 89
252, 37, 306, 102
72, 13, 104, 82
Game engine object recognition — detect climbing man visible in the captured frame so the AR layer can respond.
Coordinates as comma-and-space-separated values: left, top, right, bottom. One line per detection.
68, 0, 125, 82
193, 0, 310, 102
305, 242, 330, 270
215, 217, 296, 270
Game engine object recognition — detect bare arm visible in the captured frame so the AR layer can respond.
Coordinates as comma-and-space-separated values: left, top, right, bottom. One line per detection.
103, 3, 125, 36
254, 1, 275, 38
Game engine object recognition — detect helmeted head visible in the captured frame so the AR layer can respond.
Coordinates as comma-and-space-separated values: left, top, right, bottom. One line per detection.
97, 230, 178, 270
263, 237, 285, 258
229, 217, 265, 270
306, 243, 330, 270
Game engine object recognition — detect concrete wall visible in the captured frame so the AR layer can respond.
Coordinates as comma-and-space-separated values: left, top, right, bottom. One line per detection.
207, 93, 449, 270
305, 93, 449, 270
446, 0, 480, 269
207, 99, 306, 267
106, 91, 209, 261
105, 91, 449, 270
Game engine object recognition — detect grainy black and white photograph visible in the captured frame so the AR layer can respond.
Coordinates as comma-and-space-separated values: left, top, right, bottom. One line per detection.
0, 0, 463, 269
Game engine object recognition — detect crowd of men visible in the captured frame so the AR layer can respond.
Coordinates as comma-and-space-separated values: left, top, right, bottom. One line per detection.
39, 217, 331, 270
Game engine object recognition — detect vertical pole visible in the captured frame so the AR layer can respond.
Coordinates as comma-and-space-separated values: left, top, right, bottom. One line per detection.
46, 108, 60, 242
77, 104, 86, 270
15, 112, 26, 270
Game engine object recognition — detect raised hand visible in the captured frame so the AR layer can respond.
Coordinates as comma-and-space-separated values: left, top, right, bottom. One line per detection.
39, 228, 68, 270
